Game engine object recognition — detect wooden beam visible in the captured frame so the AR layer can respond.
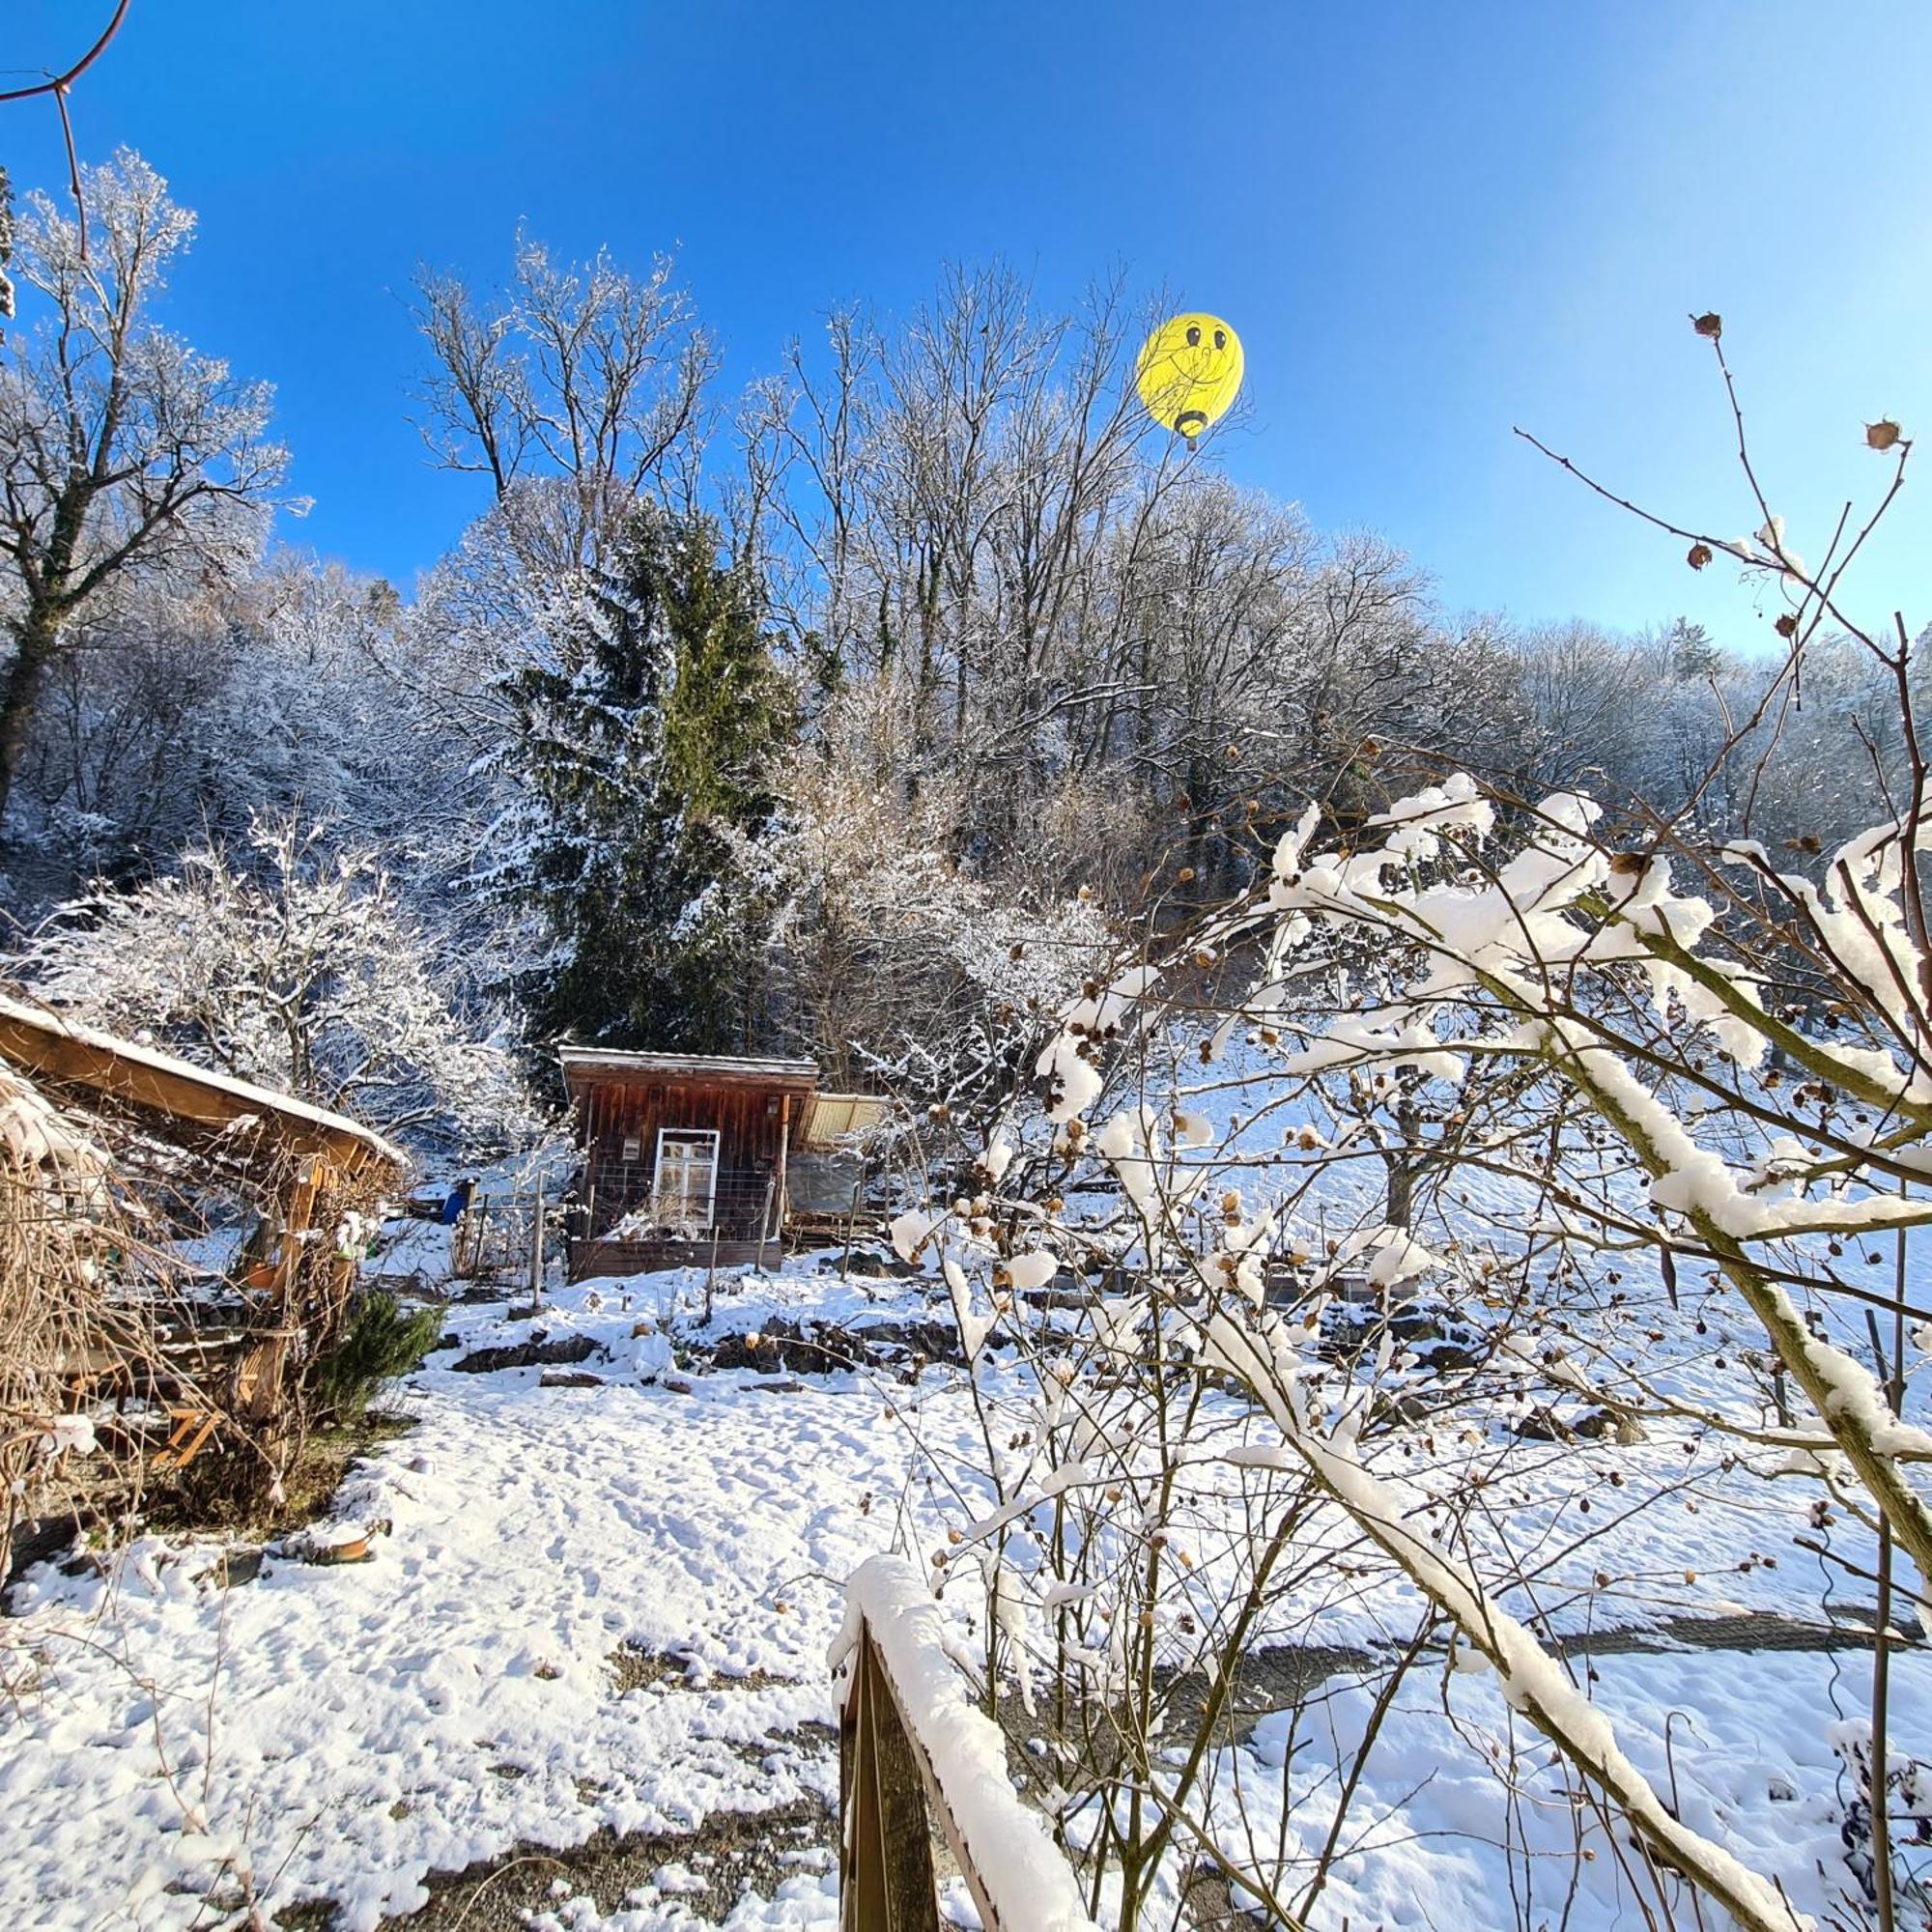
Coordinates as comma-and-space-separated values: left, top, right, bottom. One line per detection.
839, 1628, 940, 1932
270, 1158, 325, 1299
154, 1408, 220, 1470
839, 1617, 1042, 1932
0, 1005, 401, 1179
776, 1093, 791, 1242
237, 1156, 325, 1425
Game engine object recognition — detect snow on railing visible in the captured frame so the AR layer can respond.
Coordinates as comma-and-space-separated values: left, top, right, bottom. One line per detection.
832, 1555, 1097, 1932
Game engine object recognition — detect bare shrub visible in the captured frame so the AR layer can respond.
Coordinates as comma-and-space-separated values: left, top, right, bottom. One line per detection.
0, 1058, 192, 1561
860, 327, 1932, 1931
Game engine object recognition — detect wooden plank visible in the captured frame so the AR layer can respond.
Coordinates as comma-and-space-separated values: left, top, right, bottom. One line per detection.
776, 1094, 791, 1238
270, 1159, 324, 1298
844, 1619, 1026, 1932
232, 1156, 326, 1424
0, 1006, 399, 1177
560, 1049, 817, 1093
233, 1335, 285, 1424
154, 1408, 220, 1470
840, 1628, 940, 1932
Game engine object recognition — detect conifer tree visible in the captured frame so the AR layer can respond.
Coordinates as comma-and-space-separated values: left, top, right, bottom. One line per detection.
503, 504, 793, 1050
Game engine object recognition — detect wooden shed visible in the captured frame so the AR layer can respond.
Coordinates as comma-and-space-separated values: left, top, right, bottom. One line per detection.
0, 997, 406, 1186
0, 994, 407, 1447
561, 1048, 821, 1277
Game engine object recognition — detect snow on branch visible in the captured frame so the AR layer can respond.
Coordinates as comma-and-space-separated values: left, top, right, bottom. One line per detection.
1197, 1309, 1810, 1932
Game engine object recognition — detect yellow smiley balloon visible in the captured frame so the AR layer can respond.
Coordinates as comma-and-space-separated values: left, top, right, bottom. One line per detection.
1135, 312, 1244, 440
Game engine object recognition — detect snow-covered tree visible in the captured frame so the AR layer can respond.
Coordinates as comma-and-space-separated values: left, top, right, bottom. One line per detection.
0, 150, 288, 832
742, 266, 1556, 918
867, 338, 1932, 1932
489, 503, 795, 1049
744, 735, 1114, 1120
413, 229, 716, 575
12, 812, 532, 1151
15, 552, 431, 884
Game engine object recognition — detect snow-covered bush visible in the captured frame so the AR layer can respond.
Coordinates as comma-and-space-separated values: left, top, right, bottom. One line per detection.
744, 739, 1115, 1131
12, 812, 536, 1153
862, 333, 1932, 1931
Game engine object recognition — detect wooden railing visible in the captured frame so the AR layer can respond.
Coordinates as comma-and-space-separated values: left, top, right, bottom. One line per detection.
836, 1557, 1096, 1932
840, 1621, 943, 1932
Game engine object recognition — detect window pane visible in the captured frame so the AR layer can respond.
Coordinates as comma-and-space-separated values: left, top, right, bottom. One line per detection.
653, 1129, 719, 1225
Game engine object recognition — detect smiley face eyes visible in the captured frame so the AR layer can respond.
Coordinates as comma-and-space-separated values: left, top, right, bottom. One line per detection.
1213, 328, 1227, 351
1185, 324, 1202, 347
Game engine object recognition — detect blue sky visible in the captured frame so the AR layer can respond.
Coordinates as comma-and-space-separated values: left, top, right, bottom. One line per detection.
8, 0, 1930, 641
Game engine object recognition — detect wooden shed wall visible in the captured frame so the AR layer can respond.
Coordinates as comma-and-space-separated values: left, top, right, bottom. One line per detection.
578, 1076, 805, 1234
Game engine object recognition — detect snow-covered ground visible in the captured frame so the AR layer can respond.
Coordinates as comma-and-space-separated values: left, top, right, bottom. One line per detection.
2, 1254, 914, 1930
1199, 1642, 1932, 1931
2, 1225, 1928, 1930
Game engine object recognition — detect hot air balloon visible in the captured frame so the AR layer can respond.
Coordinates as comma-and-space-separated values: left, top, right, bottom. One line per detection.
1135, 313, 1244, 440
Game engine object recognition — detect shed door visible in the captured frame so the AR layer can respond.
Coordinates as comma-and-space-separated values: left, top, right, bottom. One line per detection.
653, 1128, 721, 1229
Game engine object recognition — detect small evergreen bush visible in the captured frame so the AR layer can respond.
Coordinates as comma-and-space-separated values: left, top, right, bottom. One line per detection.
313, 1291, 441, 1417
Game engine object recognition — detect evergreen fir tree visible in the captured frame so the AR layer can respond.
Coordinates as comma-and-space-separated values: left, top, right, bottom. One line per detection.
1669, 616, 1721, 680
501, 504, 794, 1050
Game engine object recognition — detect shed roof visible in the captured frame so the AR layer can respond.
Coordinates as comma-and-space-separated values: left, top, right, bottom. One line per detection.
800, 1091, 893, 1148
559, 1047, 820, 1094
0, 995, 408, 1178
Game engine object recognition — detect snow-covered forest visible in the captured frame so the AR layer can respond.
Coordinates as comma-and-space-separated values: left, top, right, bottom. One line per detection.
5, 54, 1932, 1932
0, 153, 1912, 1132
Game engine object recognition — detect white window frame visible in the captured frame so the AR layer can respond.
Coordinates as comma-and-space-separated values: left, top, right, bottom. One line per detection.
653, 1127, 722, 1229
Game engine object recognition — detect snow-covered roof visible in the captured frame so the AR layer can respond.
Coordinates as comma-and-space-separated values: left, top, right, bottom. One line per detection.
558, 1046, 820, 1091
0, 995, 407, 1175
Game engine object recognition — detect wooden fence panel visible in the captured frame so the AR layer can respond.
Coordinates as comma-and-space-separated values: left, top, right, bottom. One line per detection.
838, 1626, 940, 1932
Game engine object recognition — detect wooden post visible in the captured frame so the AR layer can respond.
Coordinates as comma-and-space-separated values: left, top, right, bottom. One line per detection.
526, 1183, 546, 1318
839, 1627, 940, 1932
841, 1157, 866, 1286
238, 1156, 322, 1423
276, 1159, 322, 1295
774, 1092, 792, 1264
470, 1192, 490, 1280
837, 1605, 1049, 1932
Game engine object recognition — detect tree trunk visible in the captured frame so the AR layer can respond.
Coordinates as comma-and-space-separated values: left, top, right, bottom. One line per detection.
1384, 1093, 1423, 1229
0, 607, 60, 834
1383, 1151, 1413, 1231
